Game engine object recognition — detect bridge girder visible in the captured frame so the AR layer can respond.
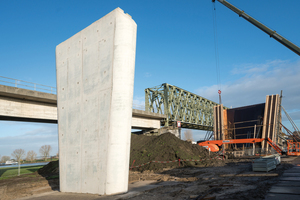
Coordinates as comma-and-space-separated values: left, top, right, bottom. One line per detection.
145, 83, 227, 130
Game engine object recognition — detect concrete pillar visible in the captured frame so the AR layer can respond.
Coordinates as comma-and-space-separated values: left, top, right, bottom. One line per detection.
56, 8, 137, 195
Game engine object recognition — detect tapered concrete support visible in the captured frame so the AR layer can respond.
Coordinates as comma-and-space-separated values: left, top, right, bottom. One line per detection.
56, 8, 137, 195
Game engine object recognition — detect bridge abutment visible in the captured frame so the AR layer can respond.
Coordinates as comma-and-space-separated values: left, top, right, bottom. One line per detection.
56, 8, 137, 195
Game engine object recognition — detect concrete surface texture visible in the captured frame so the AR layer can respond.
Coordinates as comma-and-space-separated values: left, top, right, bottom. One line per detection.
131, 109, 166, 130
0, 85, 57, 123
56, 8, 137, 195
131, 117, 160, 129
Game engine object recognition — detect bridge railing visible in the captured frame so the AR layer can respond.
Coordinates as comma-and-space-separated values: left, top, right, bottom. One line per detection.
132, 103, 145, 111
0, 76, 56, 94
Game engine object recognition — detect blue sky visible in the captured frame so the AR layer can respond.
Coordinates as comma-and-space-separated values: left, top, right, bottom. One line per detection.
1, 0, 300, 157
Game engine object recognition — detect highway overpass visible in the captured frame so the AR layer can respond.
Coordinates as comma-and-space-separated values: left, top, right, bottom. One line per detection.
0, 84, 165, 130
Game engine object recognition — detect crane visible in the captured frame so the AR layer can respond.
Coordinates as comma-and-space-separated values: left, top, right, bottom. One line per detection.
212, 0, 300, 56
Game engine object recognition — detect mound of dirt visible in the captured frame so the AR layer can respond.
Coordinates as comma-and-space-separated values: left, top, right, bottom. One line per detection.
38, 160, 59, 176
130, 133, 224, 171
37, 133, 224, 174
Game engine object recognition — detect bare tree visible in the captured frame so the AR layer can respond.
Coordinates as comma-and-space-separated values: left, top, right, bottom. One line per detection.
11, 149, 26, 162
11, 149, 25, 176
26, 150, 37, 163
184, 130, 194, 143
1, 156, 10, 163
39, 145, 52, 161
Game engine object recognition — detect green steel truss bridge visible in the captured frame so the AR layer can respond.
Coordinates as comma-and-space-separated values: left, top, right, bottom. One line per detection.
145, 83, 227, 131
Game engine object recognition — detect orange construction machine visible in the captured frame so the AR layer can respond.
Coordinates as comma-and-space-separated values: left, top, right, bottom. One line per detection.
287, 140, 300, 156
198, 138, 300, 156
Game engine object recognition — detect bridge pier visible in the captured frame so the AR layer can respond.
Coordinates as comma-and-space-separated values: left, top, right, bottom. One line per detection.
56, 8, 137, 195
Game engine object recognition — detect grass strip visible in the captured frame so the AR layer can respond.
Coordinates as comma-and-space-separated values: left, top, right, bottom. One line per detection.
0, 165, 44, 180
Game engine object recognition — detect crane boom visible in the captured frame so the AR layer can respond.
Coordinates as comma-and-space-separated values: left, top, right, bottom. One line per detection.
213, 0, 300, 56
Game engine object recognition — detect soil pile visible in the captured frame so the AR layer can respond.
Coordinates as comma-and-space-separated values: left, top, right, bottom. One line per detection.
130, 133, 224, 171
38, 160, 59, 176
36, 133, 224, 173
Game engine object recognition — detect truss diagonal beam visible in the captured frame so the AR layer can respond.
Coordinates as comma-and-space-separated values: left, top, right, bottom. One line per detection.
145, 83, 227, 130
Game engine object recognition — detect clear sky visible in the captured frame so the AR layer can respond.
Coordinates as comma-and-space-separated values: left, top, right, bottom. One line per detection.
1, 0, 300, 158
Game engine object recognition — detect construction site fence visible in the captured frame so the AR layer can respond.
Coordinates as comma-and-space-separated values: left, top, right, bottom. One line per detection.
130, 157, 224, 169
231, 148, 279, 158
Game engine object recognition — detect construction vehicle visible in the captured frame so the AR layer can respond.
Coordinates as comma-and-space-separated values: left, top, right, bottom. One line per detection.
198, 137, 300, 156
212, 0, 300, 56
287, 139, 300, 156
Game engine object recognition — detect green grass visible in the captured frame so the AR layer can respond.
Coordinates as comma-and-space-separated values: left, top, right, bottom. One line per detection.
23, 158, 59, 163
0, 165, 44, 180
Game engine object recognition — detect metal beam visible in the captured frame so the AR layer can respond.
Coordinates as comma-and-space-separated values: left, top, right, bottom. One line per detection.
145, 83, 227, 130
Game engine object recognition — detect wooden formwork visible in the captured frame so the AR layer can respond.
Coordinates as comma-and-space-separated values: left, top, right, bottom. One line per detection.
223, 109, 228, 149
213, 104, 225, 140
213, 105, 217, 140
261, 94, 281, 151
213, 94, 281, 151
213, 104, 231, 149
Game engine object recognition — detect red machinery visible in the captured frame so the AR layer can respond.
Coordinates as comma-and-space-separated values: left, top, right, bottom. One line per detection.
198, 138, 300, 156
198, 138, 264, 153
287, 140, 300, 156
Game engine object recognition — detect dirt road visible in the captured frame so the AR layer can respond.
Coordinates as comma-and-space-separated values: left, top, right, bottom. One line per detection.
124, 157, 295, 200
0, 157, 296, 200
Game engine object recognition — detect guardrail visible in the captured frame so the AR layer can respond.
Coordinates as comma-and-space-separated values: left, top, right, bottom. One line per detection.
0, 76, 148, 110
0, 76, 56, 94
132, 103, 145, 111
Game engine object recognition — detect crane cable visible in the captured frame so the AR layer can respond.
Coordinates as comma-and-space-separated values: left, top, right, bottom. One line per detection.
282, 106, 300, 137
212, 1, 222, 104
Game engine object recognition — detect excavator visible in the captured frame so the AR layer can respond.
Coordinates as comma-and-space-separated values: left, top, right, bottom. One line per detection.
197, 0, 300, 156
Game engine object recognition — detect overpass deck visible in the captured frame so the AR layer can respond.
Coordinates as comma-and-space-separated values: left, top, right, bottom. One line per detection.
0, 85, 166, 129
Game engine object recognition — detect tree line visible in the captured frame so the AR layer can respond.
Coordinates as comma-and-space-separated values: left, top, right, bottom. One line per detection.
0, 145, 57, 163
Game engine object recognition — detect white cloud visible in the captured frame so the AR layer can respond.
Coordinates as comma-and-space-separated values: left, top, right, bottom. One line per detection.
144, 72, 152, 77
196, 59, 300, 128
0, 124, 58, 158
231, 59, 285, 75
